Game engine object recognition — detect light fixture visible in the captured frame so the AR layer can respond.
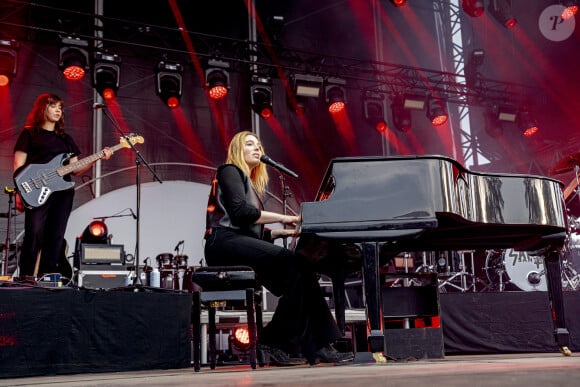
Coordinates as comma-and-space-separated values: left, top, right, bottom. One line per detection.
484, 107, 503, 138
0, 38, 18, 87
93, 52, 121, 100
363, 91, 387, 132
80, 220, 109, 245
518, 110, 539, 137
250, 75, 273, 120
389, 0, 407, 7
488, 0, 517, 29
426, 96, 448, 126
390, 94, 412, 132
291, 73, 323, 98
462, 0, 485, 17
205, 59, 230, 100
155, 61, 183, 108
465, 49, 485, 82
496, 104, 517, 122
58, 37, 89, 81
561, 0, 579, 20
325, 77, 347, 114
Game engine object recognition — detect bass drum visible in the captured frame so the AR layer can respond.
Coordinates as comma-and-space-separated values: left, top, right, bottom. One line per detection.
485, 249, 546, 291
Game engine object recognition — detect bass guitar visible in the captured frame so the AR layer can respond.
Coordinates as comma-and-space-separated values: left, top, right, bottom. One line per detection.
14, 134, 144, 208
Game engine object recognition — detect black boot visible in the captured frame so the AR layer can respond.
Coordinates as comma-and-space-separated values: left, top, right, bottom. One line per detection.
307, 344, 354, 365
257, 344, 305, 367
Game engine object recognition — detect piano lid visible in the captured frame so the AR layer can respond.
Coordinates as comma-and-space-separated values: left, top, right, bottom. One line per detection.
299, 155, 567, 247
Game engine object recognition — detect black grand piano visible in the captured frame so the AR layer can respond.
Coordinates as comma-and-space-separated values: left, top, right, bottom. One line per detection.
294, 155, 571, 356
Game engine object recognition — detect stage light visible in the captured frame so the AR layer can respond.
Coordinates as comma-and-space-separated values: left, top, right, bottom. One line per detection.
230, 326, 251, 351
488, 0, 517, 29
93, 52, 121, 100
291, 73, 323, 98
80, 220, 109, 244
250, 76, 273, 120
363, 91, 387, 132
462, 0, 485, 17
325, 77, 347, 114
484, 108, 503, 138
389, 0, 407, 7
58, 37, 89, 81
426, 96, 448, 126
496, 104, 517, 122
0, 38, 18, 87
390, 95, 412, 132
155, 61, 183, 108
518, 110, 539, 137
561, 0, 579, 20
205, 59, 230, 100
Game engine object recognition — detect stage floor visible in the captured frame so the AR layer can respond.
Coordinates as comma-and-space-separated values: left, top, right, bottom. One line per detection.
1, 352, 579, 387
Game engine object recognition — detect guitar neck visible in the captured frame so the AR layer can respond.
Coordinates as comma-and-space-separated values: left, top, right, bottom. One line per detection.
56, 143, 125, 176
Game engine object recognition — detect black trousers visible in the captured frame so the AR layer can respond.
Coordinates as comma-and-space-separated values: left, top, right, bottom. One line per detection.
19, 189, 74, 278
204, 227, 342, 356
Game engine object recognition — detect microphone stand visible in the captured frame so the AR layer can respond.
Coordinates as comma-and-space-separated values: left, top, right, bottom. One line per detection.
278, 174, 293, 248
2, 187, 15, 276
99, 107, 162, 286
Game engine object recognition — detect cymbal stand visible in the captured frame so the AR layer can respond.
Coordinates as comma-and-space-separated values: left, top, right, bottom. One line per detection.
278, 173, 292, 248
438, 251, 477, 292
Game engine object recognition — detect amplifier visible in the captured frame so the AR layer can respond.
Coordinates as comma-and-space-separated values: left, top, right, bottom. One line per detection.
74, 243, 125, 270
76, 270, 129, 289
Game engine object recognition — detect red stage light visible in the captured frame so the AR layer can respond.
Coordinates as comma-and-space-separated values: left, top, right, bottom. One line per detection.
562, 6, 578, 20
0, 74, 9, 87
208, 85, 228, 100
504, 18, 517, 28
89, 220, 108, 239
259, 107, 273, 119
328, 101, 345, 114
166, 95, 180, 109
391, 0, 407, 7
101, 88, 115, 100
375, 121, 388, 132
62, 65, 85, 81
431, 114, 448, 126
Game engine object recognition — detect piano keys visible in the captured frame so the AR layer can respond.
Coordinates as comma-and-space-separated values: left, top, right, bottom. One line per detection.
295, 155, 571, 356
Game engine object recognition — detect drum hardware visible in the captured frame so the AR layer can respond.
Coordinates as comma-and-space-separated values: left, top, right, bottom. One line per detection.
484, 249, 548, 291
561, 259, 580, 291
437, 250, 478, 293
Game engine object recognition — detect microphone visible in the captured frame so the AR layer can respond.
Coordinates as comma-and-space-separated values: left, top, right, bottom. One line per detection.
174, 240, 184, 252
260, 155, 299, 178
93, 103, 107, 109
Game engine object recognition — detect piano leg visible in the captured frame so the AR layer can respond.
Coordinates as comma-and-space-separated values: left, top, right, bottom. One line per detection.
361, 242, 386, 357
544, 248, 572, 356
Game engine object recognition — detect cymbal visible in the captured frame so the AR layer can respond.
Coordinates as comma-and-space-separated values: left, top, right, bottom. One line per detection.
550, 152, 580, 175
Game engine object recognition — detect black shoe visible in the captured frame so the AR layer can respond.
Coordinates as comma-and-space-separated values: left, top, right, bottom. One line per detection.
257, 344, 305, 367
308, 344, 354, 365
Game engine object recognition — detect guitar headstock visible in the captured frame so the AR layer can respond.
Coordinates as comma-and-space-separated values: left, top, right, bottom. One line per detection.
120, 134, 145, 148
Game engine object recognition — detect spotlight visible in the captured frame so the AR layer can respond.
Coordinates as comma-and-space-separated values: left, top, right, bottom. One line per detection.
58, 37, 89, 81
389, 0, 407, 7
205, 59, 230, 100
465, 49, 485, 82
155, 61, 183, 108
229, 326, 251, 352
250, 76, 273, 120
0, 38, 18, 87
390, 94, 412, 132
291, 73, 323, 98
488, 0, 517, 29
561, 0, 579, 20
462, 0, 485, 17
363, 91, 387, 132
325, 77, 347, 114
426, 96, 448, 126
93, 52, 121, 100
518, 110, 539, 137
80, 220, 109, 244
496, 104, 517, 122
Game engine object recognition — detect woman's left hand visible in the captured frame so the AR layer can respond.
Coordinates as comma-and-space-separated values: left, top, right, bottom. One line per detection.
102, 147, 114, 160
271, 228, 300, 240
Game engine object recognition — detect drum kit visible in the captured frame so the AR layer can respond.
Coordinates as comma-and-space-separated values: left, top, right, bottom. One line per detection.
135, 252, 195, 291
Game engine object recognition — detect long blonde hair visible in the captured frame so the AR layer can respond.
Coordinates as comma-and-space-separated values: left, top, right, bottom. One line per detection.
225, 131, 269, 196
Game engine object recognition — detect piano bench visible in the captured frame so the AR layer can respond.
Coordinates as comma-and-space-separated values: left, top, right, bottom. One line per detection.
191, 266, 263, 371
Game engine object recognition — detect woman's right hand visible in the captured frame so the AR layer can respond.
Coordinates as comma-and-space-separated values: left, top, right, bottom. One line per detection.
281, 215, 300, 226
